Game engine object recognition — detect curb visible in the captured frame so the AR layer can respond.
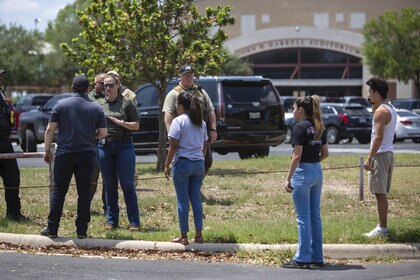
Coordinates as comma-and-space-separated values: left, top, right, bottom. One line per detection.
0, 233, 418, 259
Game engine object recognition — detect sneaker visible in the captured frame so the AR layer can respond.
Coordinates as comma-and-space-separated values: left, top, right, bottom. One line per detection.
310, 261, 325, 267
363, 225, 389, 237
282, 260, 310, 269
129, 225, 140, 232
77, 234, 87, 239
105, 223, 118, 230
40, 227, 58, 238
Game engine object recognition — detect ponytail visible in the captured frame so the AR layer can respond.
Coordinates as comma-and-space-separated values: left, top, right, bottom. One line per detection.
310, 95, 323, 140
177, 92, 204, 127
295, 95, 324, 140
189, 95, 204, 126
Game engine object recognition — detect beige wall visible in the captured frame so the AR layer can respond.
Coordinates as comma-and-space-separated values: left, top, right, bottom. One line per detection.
197, 0, 420, 39
196, 0, 419, 98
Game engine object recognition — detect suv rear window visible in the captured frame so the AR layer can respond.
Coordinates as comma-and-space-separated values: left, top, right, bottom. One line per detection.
221, 81, 278, 103
32, 96, 53, 106
343, 107, 369, 115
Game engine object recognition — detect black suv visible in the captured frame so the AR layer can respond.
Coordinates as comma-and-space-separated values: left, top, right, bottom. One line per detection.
134, 76, 287, 159
285, 103, 372, 144
18, 93, 72, 152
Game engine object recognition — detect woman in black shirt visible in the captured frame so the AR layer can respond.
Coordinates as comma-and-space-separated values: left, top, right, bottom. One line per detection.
283, 95, 329, 269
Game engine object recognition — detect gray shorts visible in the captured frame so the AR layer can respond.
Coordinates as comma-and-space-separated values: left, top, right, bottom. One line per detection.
368, 151, 394, 194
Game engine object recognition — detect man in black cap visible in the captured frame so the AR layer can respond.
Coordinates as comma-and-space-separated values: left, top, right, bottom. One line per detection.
162, 64, 217, 173
0, 69, 26, 221
41, 75, 107, 238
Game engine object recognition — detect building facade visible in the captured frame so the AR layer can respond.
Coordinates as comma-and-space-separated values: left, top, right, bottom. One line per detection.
196, 0, 420, 99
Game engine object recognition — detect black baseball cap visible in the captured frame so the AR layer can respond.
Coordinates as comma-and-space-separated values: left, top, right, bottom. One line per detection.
72, 75, 89, 90
179, 64, 194, 74
0, 69, 6, 74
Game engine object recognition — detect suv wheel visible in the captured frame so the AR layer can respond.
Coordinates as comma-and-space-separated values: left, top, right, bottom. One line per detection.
21, 129, 37, 152
238, 147, 269, 160
356, 136, 371, 144
326, 126, 339, 144
413, 138, 420, 143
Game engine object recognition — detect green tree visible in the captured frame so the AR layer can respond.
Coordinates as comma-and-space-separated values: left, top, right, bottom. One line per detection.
220, 53, 252, 76
0, 23, 45, 94
363, 8, 420, 98
43, 0, 90, 87
61, 0, 234, 170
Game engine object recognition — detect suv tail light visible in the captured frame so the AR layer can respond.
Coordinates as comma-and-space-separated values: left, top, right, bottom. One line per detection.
14, 111, 20, 129
400, 120, 412, 125
337, 114, 349, 125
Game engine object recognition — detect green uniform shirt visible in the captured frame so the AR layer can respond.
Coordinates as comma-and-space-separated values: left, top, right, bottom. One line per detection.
98, 94, 139, 138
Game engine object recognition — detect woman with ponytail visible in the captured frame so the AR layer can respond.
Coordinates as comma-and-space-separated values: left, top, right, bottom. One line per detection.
164, 92, 208, 245
283, 95, 329, 269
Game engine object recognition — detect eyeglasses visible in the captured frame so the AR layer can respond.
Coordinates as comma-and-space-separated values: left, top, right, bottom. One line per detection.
104, 83, 115, 89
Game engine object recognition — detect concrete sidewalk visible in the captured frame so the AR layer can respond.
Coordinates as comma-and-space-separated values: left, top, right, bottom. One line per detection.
0, 232, 418, 259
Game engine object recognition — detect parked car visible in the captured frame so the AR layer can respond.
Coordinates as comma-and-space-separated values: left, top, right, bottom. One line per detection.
11, 93, 54, 144
390, 99, 420, 114
280, 96, 296, 120
284, 103, 372, 144
134, 76, 287, 159
394, 109, 420, 143
18, 93, 72, 152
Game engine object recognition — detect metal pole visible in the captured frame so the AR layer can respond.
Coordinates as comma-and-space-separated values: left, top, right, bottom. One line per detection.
359, 157, 364, 201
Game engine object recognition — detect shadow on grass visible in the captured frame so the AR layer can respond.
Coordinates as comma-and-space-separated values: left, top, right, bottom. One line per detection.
388, 228, 420, 243
202, 195, 234, 206
135, 188, 157, 193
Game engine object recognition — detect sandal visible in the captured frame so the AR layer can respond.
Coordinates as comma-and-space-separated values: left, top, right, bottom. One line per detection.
171, 236, 189, 245
194, 235, 204, 244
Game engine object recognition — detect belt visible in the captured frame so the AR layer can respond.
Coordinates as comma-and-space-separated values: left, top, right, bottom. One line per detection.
178, 156, 189, 160
105, 136, 124, 142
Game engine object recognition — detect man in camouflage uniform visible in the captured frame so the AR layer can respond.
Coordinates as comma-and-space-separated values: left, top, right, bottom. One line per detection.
162, 64, 217, 173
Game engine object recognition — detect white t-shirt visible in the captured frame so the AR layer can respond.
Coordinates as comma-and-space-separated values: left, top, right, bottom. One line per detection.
168, 113, 208, 164
371, 103, 397, 154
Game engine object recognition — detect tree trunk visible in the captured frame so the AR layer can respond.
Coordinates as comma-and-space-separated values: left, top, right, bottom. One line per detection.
156, 82, 168, 172
156, 110, 167, 172
414, 73, 420, 99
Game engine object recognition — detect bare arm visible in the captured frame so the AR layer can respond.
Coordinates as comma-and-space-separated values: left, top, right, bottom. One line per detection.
108, 117, 139, 131
164, 137, 179, 180
364, 107, 389, 171
164, 111, 173, 132
320, 144, 329, 162
208, 110, 217, 143
284, 145, 302, 192
96, 127, 108, 139
44, 122, 58, 164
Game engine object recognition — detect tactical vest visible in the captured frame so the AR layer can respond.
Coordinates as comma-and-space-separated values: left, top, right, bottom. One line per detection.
0, 89, 13, 137
173, 84, 208, 113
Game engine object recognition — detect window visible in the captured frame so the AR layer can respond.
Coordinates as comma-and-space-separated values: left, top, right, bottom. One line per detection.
222, 82, 278, 103
350, 13, 365, 29
314, 13, 329, 28
136, 85, 157, 107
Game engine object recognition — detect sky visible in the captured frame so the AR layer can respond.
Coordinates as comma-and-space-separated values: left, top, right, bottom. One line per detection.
0, 0, 75, 32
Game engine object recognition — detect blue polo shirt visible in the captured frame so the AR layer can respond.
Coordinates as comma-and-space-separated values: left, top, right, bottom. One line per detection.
49, 93, 107, 156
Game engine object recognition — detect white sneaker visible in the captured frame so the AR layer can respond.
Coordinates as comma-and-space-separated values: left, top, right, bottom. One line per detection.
363, 225, 389, 237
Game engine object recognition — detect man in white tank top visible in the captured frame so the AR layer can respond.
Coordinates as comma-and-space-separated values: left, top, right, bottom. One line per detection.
363, 77, 397, 238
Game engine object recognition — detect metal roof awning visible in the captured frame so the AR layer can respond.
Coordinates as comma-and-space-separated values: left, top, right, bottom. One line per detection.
271, 79, 363, 87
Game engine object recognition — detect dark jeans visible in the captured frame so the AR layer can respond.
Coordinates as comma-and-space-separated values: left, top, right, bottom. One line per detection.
90, 157, 106, 210
0, 138, 21, 216
48, 151, 94, 235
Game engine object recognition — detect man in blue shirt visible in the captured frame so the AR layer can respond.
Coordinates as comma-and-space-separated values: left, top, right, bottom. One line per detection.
41, 75, 107, 239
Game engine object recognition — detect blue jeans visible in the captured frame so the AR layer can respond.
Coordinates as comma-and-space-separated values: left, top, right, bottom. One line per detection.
48, 151, 94, 235
172, 158, 205, 233
291, 162, 323, 264
97, 140, 140, 227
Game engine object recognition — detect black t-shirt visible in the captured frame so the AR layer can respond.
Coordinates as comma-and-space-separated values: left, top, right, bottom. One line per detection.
292, 120, 327, 163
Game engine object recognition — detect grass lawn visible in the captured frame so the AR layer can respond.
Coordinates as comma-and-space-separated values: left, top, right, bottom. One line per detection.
1, 154, 419, 244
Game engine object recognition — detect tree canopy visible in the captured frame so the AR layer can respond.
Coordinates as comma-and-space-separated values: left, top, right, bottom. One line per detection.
61, 0, 234, 170
363, 8, 420, 97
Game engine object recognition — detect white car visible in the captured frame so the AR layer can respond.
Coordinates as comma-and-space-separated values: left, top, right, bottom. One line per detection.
395, 109, 420, 143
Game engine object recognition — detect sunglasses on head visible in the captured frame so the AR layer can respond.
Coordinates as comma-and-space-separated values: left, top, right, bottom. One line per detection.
104, 83, 115, 89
